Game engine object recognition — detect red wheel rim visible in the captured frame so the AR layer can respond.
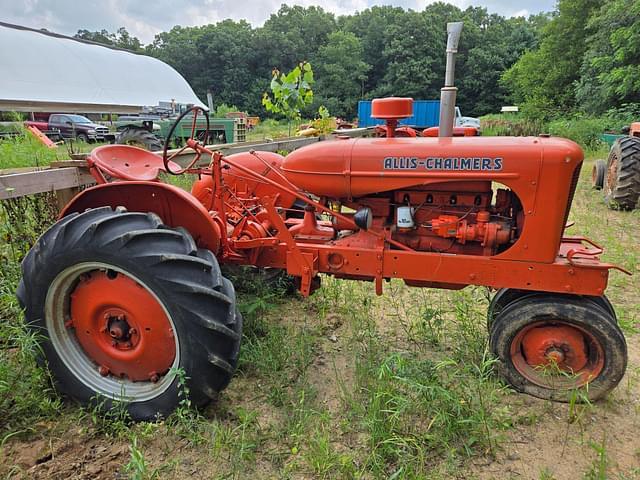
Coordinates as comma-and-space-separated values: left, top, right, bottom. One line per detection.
69, 270, 176, 382
511, 321, 604, 389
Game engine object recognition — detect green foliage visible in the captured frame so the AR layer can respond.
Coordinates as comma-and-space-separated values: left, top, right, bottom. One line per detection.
213, 103, 241, 117
576, 0, 640, 113
313, 31, 370, 118
481, 105, 640, 151
0, 112, 25, 122
310, 105, 335, 135
124, 436, 158, 480
504, 0, 640, 118
502, 0, 602, 119
75, 27, 142, 51
0, 196, 62, 439
0, 130, 60, 169
145, 4, 542, 119
262, 62, 314, 125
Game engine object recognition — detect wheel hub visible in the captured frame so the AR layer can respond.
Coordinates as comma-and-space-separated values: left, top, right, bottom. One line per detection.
69, 270, 176, 382
511, 321, 604, 388
520, 325, 588, 372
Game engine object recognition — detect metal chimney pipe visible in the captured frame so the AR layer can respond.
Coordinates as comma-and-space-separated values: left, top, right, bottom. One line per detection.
439, 22, 463, 137
206, 91, 214, 112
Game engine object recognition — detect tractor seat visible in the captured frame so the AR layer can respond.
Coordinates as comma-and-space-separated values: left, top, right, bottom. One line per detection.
88, 145, 179, 182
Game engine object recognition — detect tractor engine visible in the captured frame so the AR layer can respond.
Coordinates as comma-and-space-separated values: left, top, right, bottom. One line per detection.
342, 182, 517, 256
276, 137, 530, 257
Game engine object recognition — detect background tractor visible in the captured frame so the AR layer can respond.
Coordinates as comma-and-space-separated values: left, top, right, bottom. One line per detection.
592, 122, 640, 210
16, 23, 631, 421
114, 110, 246, 151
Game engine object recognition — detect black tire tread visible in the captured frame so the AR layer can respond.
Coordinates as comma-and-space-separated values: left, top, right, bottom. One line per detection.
489, 294, 627, 402
605, 136, 640, 210
116, 128, 164, 152
19, 207, 240, 420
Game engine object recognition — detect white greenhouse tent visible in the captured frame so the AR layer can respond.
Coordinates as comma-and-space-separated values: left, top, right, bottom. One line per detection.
0, 22, 205, 113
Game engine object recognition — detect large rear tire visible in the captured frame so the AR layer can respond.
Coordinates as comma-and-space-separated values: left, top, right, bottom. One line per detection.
489, 295, 626, 401
18, 207, 241, 420
604, 137, 640, 210
116, 128, 164, 152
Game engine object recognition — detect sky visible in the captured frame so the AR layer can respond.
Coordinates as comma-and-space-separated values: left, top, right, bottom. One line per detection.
1, 0, 557, 44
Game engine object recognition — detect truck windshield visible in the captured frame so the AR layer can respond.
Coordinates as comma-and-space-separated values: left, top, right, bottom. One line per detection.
64, 115, 92, 123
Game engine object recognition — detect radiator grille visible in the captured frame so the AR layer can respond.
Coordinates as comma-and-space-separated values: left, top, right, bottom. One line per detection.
563, 163, 581, 230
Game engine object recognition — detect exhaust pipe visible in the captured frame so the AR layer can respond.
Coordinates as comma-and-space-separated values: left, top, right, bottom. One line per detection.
438, 22, 463, 138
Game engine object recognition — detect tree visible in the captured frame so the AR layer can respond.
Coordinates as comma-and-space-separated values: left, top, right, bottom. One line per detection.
262, 62, 314, 134
501, 0, 603, 118
259, 5, 336, 70
576, 0, 640, 113
75, 27, 142, 51
314, 31, 370, 118
340, 5, 407, 94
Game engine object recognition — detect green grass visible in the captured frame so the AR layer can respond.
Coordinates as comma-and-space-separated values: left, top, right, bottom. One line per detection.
0, 127, 109, 170
246, 119, 299, 141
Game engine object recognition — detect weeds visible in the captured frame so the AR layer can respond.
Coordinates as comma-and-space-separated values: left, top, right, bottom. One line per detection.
583, 435, 609, 480
124, 436, 157, 480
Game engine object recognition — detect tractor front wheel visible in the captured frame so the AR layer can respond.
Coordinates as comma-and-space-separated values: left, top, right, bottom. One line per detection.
18, 207, 241, 420
487, 288, 617, 332
489, 295, 626, 401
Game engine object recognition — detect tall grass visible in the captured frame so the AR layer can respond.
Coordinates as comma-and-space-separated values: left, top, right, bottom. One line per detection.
0, 129, 61, 169
481, 104, 640, 151
0, 195, 62, 438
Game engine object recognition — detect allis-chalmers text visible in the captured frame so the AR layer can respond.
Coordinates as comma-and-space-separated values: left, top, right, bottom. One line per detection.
383, 156, 503, 171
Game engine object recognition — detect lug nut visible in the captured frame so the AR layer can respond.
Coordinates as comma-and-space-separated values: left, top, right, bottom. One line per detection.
149, 371, 159, 383
98, 366, 110, 376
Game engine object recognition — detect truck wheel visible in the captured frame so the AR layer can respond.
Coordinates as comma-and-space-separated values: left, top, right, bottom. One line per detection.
18, 207, 241, 420
591, 160, 606, 189
604, 137, 640, 210
116, 128, 163, 152
77, 132, 89, 143
489, 295, 626, 401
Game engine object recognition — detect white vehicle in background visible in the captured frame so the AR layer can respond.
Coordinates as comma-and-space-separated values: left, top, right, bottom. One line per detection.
455, 107, 480, 128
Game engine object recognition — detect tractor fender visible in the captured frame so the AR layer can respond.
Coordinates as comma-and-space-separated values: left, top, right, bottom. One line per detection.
60, 181, 221, 254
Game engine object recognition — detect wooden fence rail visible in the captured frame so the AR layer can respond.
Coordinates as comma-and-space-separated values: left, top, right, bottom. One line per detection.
0, 135, 330, 201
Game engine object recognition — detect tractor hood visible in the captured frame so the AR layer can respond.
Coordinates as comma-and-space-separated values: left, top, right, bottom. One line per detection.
281, 136, 583, 199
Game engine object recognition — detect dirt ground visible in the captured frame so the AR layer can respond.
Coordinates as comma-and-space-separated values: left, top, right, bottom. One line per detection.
4, 303, 638, 480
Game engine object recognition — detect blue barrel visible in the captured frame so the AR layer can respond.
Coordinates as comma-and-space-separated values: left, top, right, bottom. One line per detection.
357, 100, 441, 128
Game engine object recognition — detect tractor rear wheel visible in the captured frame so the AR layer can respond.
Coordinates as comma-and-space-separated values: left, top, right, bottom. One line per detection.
604, 136, 640, 210
592, 159, 606, 189
489, 295, 626, 401
116, 128, 164, 152
17, 207, 241, 420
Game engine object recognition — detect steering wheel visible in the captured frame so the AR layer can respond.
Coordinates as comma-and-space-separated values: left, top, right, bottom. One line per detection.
162, 106, 210, 175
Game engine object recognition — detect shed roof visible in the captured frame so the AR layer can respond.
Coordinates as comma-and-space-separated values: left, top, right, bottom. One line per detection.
0, 22, 205, 113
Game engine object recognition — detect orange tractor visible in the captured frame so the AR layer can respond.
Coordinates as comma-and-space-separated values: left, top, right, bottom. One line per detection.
17, 25, 630, 421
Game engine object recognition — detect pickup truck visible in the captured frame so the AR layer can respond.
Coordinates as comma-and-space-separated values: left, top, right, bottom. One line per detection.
46, 114, 113, 142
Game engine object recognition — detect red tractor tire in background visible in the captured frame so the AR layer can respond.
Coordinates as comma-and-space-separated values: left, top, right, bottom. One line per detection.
17, 207, 241, 420
604, 137, 640, 210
